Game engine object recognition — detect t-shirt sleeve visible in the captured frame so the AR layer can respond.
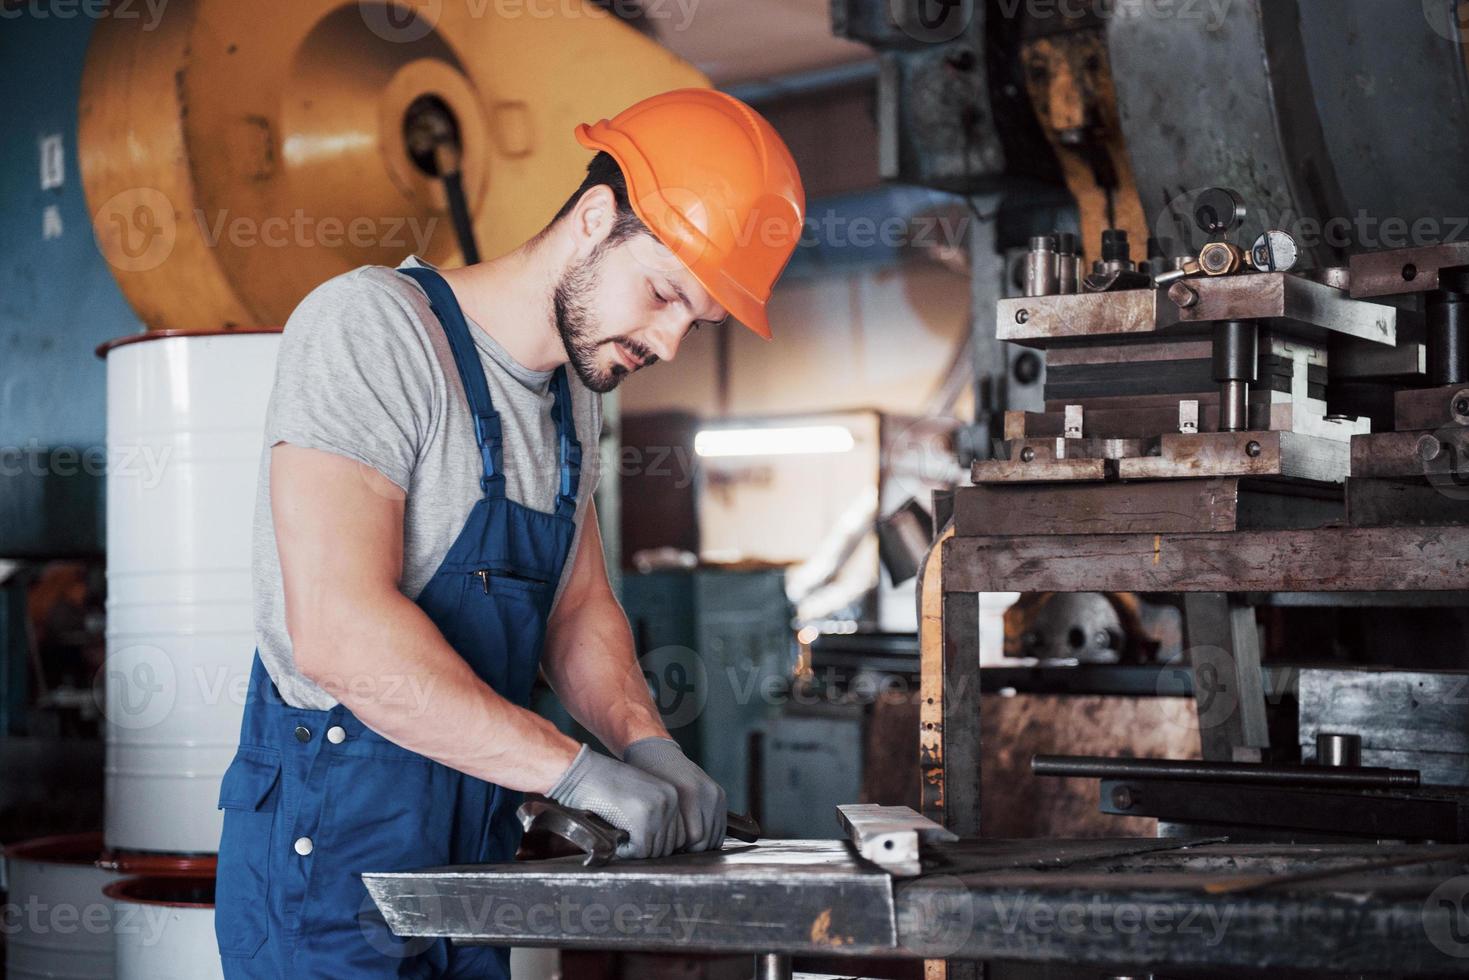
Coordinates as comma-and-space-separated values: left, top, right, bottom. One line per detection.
264, 271, 436, 491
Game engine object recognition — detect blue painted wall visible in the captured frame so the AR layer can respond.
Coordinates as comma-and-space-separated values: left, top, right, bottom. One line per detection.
2, 13, 141, 454
2, 14, 140, 554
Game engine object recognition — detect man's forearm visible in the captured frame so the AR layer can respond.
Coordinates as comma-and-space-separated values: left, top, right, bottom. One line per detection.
292, 587, 579, 793
541, 591, 668, 757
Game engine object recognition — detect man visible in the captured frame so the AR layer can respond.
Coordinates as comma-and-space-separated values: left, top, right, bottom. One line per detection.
214, 88, 805, 977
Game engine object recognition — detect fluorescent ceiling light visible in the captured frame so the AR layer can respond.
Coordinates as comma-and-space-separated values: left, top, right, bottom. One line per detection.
694, 424, 855, 458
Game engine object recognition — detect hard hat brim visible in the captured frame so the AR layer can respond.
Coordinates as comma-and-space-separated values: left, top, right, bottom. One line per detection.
575, 125, 776, 341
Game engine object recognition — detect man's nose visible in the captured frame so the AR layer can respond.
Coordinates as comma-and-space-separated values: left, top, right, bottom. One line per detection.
640, 321, 681, 364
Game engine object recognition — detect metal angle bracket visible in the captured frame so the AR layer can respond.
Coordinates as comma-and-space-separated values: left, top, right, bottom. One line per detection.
837, 803, 958, 877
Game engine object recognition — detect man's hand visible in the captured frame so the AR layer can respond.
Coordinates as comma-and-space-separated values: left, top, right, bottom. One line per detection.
622, 737, 727, 852
547, 744, 686, 859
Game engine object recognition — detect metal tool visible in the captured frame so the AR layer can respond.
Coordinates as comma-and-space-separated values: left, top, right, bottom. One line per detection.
836, 803, 957, 877
517, 798, 762, 867
1032, 754, 1421, 789
518, 799, 628, 867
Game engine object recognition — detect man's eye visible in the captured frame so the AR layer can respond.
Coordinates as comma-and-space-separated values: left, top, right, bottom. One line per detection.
650, 286, 668, 304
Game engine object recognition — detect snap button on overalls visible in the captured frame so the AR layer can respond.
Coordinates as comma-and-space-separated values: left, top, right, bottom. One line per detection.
215, 265, 583, 978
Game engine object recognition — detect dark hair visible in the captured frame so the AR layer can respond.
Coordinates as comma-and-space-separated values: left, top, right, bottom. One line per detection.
542, 151, 652, 247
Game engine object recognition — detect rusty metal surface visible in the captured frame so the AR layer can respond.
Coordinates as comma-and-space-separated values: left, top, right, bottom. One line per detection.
955, 480, 1241, 536
970, 451, 1108, 485
1347, 479, 1469, 528
367, 837, 1469, 972
1116, 431, 1349, 484
363, 840, 899, 955
998, 275, 1401, 348
900, 840, 1469, 971
1396, 384, 1469, 432
943, 525, 1469, 594
1350, 243, 1469, 298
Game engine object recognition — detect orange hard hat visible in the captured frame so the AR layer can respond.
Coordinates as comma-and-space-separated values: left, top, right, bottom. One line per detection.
575, 88, 806, 340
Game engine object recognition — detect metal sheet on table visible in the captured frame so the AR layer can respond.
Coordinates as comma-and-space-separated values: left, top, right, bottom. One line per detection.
363, 840, 898, 955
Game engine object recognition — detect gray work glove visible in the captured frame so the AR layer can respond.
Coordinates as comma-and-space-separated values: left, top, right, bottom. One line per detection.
547, 744, 686, 859
622, 736, 727, 852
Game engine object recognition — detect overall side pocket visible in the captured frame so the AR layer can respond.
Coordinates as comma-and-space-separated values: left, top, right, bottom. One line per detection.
215, 746, 282, 959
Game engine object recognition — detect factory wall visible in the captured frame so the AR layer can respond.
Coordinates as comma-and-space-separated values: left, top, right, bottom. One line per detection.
2, 16, 138, 453
622, 257, 973, 418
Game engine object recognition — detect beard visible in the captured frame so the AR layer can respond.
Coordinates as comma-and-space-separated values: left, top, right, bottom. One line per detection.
553, 246, 655, 394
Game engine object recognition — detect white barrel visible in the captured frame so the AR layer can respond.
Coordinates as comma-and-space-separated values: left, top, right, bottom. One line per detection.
102, 331, 281, 854
3, 834, 121, 979
106, 877, 223, 980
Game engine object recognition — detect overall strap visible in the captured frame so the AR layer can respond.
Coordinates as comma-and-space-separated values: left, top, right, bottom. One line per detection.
548, 366, 583, 520
401, 266, 505, 499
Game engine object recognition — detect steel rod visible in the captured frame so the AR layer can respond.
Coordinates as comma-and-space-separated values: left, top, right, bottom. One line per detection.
1032, 754, 1419, 788
755, 953, 792, 980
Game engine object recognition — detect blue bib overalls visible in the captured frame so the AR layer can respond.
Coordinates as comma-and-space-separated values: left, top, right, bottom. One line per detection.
215, 266, 583, 978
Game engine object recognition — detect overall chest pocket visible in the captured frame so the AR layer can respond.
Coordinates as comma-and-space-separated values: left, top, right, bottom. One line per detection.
459, 568, 553, 706
215, 746, 282, 958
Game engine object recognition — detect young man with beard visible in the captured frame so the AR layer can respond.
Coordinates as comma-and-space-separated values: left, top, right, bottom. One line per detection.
214, 89, 805, 977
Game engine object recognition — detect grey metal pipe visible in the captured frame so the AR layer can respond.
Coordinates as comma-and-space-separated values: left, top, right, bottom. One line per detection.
1213, 320, 1258, 432
1031, 754, 1419, 789
755, 953, 792, 980
1316, 732, 1363, 768
1023, 235, 1058, 297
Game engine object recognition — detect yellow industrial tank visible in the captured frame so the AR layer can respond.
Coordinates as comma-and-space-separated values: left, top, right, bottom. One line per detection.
78, 0, 708, 331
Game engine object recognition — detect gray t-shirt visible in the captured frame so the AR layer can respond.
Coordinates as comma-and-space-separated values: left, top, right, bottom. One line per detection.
252, 256, 602, 710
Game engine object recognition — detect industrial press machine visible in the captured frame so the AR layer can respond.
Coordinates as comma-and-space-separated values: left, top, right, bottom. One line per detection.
367, 2, 1469, 978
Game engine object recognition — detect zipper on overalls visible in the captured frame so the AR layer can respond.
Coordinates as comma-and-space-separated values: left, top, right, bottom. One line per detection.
471, 569, 549, 593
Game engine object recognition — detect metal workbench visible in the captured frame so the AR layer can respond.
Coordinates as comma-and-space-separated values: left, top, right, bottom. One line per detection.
364, 836, 1469, 973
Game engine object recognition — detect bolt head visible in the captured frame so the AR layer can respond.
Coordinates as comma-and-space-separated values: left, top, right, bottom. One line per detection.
1111, 786, 1135, 810
1020, 447, 1036, 463
1016, 309, 1030, 325
1245, 440, 1262, 458
1453, 390, 1469, 424
1168, 281, 1200, 309
1418, 434, 1444, 463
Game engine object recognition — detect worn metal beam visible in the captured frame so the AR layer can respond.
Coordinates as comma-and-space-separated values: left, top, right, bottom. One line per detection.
943, 525, 1469, 593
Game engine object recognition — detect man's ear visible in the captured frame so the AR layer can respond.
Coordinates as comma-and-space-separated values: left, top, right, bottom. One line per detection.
570, 184, 618, 257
